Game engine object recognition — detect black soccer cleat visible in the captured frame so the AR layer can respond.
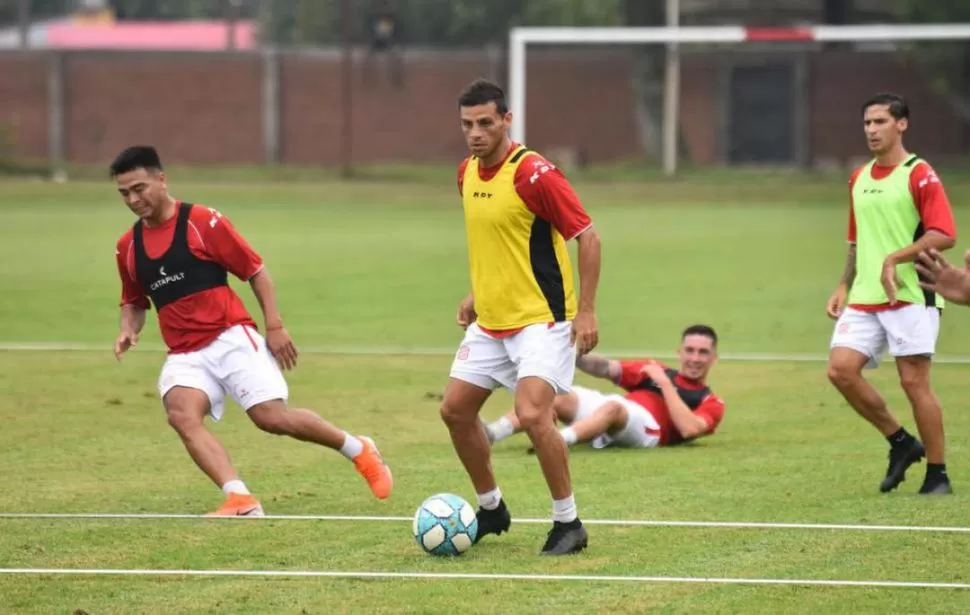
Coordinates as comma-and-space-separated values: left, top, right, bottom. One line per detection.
474, 499, 511, 544
919, 475, 953, 495
540, 519, 588, 555
880, 439, 925, 493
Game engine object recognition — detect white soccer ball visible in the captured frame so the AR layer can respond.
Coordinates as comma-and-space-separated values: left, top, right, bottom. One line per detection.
412, 493, 479, 556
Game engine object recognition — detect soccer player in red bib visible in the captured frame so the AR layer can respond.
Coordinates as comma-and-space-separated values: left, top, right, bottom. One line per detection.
825, 93, 957, 495
111, 146, 393, 515
441, 79, 602, 555
485, 325, 724, 450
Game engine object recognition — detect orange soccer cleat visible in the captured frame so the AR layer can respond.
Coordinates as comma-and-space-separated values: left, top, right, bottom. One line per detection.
206, 492, 265, 517
353, 437, 394, 499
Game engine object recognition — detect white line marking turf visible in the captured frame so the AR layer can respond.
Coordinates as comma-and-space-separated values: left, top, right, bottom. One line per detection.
2, 512, 970, 534
0, 567, 966, 589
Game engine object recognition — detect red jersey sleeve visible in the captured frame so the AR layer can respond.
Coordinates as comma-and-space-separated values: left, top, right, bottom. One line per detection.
617, 359, 661, 390
514, 154, 592, 240
115, 231, 150, 309
693, 394, 725, 432
910, 163, 957, 238
847, 166, 864, 243
188, 206, 264, 281
457, 158, 470, 197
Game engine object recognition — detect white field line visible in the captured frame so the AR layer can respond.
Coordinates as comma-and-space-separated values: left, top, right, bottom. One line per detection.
0, 567, 966, 589
2, 512, 970, 534
2, 341, 970, 364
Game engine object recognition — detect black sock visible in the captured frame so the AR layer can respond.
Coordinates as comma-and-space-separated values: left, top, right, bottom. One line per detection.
887, 427, 914, 448
927, 463, 948, 479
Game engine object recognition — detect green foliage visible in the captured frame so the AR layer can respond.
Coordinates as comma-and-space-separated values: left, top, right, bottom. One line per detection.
893, 0, 970, 123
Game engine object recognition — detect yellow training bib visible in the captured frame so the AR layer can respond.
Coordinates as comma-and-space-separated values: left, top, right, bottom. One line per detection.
461, 146, 577, 330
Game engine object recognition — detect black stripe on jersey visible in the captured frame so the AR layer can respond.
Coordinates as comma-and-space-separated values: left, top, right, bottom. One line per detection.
913, 221, 938, 308
510, 148, 531, 163
904, 154, 919, 167
529, 217, 566, 321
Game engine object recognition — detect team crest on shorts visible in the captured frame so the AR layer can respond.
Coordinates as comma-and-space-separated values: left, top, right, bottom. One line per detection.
457, 345, 470, 360
837, 322, 851, 334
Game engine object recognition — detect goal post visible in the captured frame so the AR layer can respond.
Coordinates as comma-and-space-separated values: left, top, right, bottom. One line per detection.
508, 23, 970, 176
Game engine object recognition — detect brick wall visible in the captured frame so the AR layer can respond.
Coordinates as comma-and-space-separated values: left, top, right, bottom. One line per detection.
0, 48, 965, 169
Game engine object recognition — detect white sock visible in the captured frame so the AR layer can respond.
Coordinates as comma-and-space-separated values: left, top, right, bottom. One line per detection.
487, 417, 517, 443
221, 479, 250, 496
339, 433, 365, 460
553, 494, 578, 523
560, 427, 578, 445
477, 487, 502, 511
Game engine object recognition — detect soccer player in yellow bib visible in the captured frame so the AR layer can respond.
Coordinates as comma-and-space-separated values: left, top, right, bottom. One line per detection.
440, 79, 602, 555
826, 93, 957, 495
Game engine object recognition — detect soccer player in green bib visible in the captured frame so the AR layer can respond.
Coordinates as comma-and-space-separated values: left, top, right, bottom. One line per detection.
826, 93, 957, 495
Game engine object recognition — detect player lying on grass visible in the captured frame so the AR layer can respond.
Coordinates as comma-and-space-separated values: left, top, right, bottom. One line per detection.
111, 145, 392, 516
484, 325, 724, 450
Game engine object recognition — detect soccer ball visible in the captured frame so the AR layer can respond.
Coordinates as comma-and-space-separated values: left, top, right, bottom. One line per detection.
412, 493, 479, 556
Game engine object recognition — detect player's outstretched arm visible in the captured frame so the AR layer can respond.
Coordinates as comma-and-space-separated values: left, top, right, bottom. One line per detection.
115, 305, 146, 361
575, 352, 620, 383
249, 268, 298, 370
572, 228, 601, 355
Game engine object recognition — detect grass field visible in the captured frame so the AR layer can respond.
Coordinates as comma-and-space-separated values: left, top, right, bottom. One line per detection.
1, 170, 970, 613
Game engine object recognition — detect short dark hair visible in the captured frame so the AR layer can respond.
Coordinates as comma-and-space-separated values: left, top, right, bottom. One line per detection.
682, 324, 718, 348
109, 145, 163, 177
458, 78, 509, 115
861, 92, 909, 120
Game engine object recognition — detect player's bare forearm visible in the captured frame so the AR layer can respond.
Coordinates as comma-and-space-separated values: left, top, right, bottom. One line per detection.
839, 243, 857, 287
575, 352, 620, 382
658, 381, 709, 440
575, 227, 601, 313
249, 268, 284, 329
119, 305, 146, 334
886, 231, 956, 265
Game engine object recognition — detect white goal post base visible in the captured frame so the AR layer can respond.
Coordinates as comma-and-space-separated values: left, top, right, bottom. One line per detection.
508, 24, 970, 176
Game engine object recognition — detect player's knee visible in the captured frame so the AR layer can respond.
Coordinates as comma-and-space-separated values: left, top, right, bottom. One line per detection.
898, 368, 930, 397
163, 393, 206, 435
439, 400, 475, 427
248, 401, 291, 436
165, 405, 203, 435
515, 402, 553, 434
826, 362, 859, 389
595, 401, 625, 423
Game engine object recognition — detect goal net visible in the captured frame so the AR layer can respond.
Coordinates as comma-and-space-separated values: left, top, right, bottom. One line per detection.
507, 25, 970, 176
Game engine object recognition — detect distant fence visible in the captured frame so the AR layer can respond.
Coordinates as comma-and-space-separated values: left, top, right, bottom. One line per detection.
0, 45, 967, 171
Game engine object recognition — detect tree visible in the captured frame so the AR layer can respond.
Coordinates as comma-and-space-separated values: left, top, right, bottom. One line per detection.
894, 0, 970, 144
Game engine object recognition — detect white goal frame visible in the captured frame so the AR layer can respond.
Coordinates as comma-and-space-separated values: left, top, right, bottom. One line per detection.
508, 23, 970, 176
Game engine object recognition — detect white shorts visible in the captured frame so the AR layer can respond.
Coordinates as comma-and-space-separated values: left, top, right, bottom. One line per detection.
571, 385, 661, 449
830, 304, 941, 369
158, 324, 289, 420
449, 322, 576, 394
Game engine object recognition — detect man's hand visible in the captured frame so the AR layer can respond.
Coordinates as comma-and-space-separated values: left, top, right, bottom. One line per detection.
640, 361, 670, 385
916, 248, 970, 306
881, 258, 904, 304
114, 330, 138, 361
266, 326, 298, 370
826, 284, 848, 320
456, 294, 477, 329
571, 309, 598, 356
